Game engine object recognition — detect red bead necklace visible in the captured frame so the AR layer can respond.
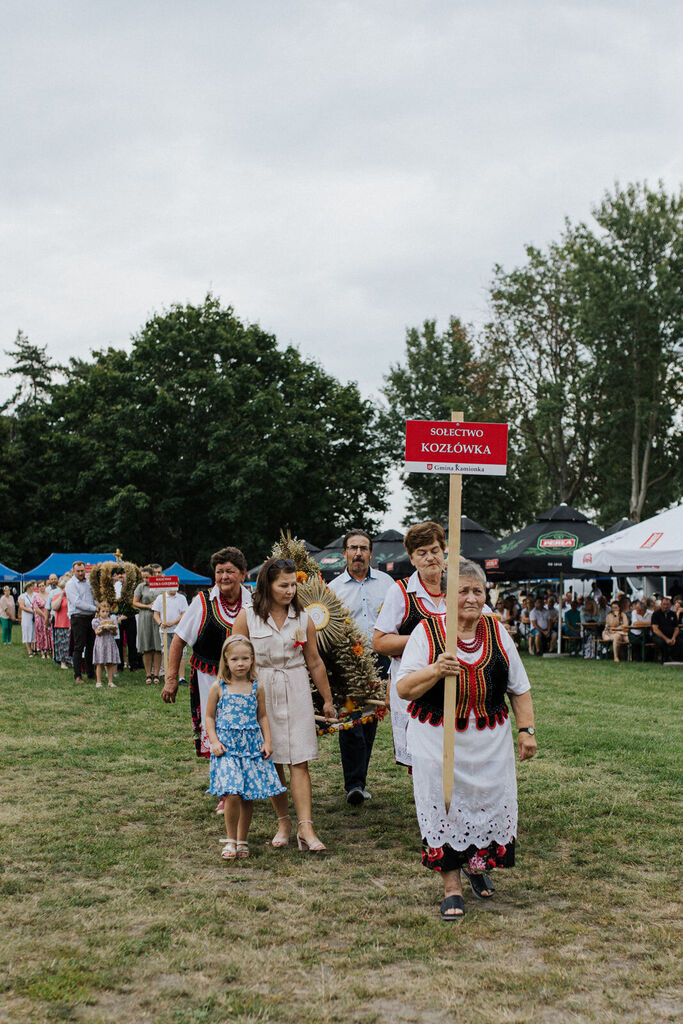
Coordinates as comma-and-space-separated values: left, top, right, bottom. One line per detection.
219, 592, 242, 618
458, 617, 485, 653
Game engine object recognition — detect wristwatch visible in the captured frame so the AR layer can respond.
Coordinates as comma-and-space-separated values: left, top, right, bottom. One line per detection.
518, 726, 535, 735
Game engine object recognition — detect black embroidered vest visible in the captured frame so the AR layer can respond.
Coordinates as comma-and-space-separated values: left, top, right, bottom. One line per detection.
189, 591, 236, 676
407, 614, 510, 731
397, 577, 442, 637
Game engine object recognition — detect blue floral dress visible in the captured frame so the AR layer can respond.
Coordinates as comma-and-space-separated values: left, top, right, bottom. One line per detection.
207, 680, 286, 800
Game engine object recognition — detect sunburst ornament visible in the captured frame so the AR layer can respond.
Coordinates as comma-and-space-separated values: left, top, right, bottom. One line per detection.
266, 531, 387, 732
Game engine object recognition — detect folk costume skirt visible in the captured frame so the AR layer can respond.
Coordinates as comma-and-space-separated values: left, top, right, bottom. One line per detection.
407, 710, 517, 870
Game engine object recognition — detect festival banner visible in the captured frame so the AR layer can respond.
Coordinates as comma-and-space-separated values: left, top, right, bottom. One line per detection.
405, 420, 509, 475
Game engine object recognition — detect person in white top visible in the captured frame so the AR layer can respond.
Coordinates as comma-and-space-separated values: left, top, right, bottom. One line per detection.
162, 548, 252, 771
529, 598, 557, 656
153, 586, 189, 680
628, 600, 653, 662
396, 558, 537, 921
373, 522, 447, 767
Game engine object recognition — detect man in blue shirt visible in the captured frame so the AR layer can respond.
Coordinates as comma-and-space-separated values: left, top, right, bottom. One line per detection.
65, 561, 97, 682
328, 530, 394, 805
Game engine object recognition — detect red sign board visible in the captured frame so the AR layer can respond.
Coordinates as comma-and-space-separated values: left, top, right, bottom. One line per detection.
485, 558, 499, 569
148, 575, 179, 590
405, 420, 508, 475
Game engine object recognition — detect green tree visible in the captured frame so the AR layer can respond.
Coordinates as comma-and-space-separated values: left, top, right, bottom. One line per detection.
380, 318, 536, 535
25, 296, 390, 568
571, 182, 683, 522
486, 240, 595, 508
1, 330, 60, 412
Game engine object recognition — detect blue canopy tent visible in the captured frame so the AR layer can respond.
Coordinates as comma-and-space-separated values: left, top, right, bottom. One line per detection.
23, 553, 117, 580
0, 560, 22, 582
163, 561, 211, 585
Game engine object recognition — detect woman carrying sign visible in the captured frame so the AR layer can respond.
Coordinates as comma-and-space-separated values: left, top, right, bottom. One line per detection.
396, 558, 537, 921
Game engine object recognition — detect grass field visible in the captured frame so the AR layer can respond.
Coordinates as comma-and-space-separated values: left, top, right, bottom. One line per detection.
1, 641, 681, 1024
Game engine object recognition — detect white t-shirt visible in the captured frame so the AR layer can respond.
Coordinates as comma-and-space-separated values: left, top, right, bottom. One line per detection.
151, 592, 189, 634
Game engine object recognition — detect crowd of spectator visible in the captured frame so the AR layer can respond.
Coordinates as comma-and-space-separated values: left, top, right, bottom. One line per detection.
490, 588, 683, 663
2, 566, 682, 672
0, 561, 190, 685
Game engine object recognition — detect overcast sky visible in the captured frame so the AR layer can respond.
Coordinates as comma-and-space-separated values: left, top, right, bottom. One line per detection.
2, 1, 681, 524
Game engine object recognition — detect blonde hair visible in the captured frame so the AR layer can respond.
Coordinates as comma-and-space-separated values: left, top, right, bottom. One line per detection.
219, 634, 256, 684
97, 601, 111, 616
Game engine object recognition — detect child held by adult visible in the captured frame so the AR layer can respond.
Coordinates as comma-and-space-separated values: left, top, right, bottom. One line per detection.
92, 601, 120, 688
205, 635, 285, 860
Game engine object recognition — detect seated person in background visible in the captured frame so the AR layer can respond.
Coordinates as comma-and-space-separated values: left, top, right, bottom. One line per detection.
563, 600, 582, 650
519, 596, 533, 651
651, 596, 683, 663
529, 597, 556, 656
672, 595, 683, 626
502, 597, 519, 637
492, 598, 505, 621
629, 600, 653, 661
602, 601, 629, 662
546, 595, 559, 640
595, 596, 608, 624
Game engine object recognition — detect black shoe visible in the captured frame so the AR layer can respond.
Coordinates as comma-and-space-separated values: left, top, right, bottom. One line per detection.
346, 787, 364, 806
179, 678, 188, 686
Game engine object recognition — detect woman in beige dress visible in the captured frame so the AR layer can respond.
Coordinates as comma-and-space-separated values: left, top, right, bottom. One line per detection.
233, 557, 335, 853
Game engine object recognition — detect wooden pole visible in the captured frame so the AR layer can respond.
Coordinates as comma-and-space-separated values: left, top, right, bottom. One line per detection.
162, 591, 169, 682
442, 411, 463, 812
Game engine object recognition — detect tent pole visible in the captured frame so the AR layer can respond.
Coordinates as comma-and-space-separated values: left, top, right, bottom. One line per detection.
557, 572, 563, 654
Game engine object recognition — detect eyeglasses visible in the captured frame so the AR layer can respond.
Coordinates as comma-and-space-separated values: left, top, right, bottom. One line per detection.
272, 559, 296, 570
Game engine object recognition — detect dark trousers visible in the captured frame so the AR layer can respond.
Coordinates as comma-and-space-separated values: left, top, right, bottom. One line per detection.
339, 716, 378, 793
117, 615, 140, 669
71, 614, 95, 679
653, 634, 683, 662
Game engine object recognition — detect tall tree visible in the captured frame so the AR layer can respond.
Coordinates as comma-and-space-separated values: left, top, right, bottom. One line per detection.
486, 240, 595, 508
380, 318, 536, 534
1, 330, 60, 412
571, 182, 683, 522
24, 296, 390, 568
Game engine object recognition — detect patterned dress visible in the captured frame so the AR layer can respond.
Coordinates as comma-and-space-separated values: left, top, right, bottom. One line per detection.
33, 593, 52, 653
92, 617, 121, 665
207, 680, 286, 800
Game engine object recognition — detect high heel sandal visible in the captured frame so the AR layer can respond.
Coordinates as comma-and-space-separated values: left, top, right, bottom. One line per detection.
296, 820, 327, 854
271, 814, 291, 848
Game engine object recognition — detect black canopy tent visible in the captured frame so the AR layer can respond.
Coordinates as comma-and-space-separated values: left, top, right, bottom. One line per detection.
485, 504, 604, 581
486, 504, 606, 654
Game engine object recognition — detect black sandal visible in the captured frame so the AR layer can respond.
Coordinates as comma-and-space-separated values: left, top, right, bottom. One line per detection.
440, 894, 465, 921
152, 676, 161, 685
145, 675, 153, 685
462, 868, 495, 899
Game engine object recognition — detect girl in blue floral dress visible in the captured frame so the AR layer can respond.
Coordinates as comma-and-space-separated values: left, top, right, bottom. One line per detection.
205, 634, 285, 860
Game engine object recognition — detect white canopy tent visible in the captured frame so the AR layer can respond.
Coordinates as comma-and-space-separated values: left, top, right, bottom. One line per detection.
572, 504, 683, 574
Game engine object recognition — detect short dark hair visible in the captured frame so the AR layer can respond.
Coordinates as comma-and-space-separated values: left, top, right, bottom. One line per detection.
210, 547, 247, 573
342, 529, 372, 551
252, 557, 303, 621
403, 521, 446, 556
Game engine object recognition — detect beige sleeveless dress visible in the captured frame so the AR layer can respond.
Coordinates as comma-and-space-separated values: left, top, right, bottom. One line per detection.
246, 606, 319, 765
